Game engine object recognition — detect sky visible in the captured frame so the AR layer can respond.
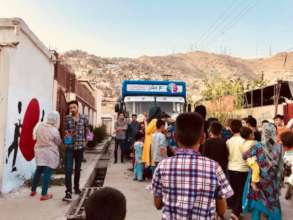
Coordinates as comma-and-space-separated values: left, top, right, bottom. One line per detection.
0, 0, 293, 58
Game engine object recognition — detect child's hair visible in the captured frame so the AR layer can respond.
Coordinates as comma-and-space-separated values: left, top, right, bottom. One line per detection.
240, 126, 253, 139
230, 119, 242, 134
85, 187, 126, 220
156, 119, 165, 129
280, 131, 293, 148
209, 122, 223, 136
246, 116, 257, 128
175, 112, 204, 147
135, 132, 144, 141
194, 105, 207, 120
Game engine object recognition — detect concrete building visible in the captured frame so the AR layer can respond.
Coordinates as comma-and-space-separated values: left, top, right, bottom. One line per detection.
0, 18, 55, 193
53, 61, 103, 138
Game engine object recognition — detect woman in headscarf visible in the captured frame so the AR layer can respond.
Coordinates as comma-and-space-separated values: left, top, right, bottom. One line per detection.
141, 106, 162, 167
242, 123, 283, 220
30, 111, 62, 201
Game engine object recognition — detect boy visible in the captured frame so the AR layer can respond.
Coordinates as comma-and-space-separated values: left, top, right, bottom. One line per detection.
151, 119, 167, 168
85, 187, 126, 220
240, 126, 260, 192
152, 113, 233, 219
226, 119, 247, 219
133, 132, 144, 181
202, 122, 229, 173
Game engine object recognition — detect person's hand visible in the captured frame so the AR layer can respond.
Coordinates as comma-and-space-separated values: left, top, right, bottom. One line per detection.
251, 183, 259, 191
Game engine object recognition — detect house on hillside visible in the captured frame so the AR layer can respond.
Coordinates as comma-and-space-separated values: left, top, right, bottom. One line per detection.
0, 18, 55, 193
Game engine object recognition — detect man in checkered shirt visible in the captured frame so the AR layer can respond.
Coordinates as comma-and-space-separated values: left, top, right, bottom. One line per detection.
63, 100, 89, 201
152, 113, 234, 220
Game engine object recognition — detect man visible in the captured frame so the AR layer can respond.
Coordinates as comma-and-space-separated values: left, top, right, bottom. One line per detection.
63, 100, 89, 201
246, 116, 261, 141
128, 114, 140, 170
152, 113, 233, 219
115, 112, 128, 163
128, 114, 140, 150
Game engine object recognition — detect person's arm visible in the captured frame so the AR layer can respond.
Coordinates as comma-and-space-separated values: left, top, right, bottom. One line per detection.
152, 164, 163, 210
64, 116, 70, 135
216, 198, 227, 217
154, 196, 163, 210
159, 135, 167, 157
215, 164, 234, 217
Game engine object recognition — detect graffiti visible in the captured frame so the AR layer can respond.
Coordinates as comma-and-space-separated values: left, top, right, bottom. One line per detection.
5, 101, 22, 172
19, 98, 40, 161
41, 109, 45, 122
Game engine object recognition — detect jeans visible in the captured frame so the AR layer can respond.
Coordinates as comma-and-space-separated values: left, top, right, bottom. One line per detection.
64, 147, 83, 194
31, 166, 52, 196
114, 139, 126, 163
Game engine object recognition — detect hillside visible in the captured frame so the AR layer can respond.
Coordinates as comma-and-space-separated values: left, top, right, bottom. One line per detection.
60, 50, 293, 105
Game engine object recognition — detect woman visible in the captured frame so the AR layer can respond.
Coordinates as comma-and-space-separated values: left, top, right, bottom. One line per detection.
30, 111, 62, 201
141, 106, 162, 167
242, 123, 283, 220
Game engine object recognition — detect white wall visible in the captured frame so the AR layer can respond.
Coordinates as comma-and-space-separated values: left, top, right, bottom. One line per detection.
0, 48, 10, 192
1, 28, 54, 193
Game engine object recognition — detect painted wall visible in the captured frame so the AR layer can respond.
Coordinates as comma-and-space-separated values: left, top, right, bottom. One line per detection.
0, 28, 54, 193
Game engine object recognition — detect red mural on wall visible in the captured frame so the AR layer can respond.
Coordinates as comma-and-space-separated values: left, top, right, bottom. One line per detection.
19, 98, 40, 161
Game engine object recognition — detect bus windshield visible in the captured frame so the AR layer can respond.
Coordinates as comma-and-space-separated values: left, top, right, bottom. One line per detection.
125, 101, 184, 116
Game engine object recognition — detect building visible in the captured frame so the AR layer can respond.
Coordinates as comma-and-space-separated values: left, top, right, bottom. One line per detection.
53, 59, 103, 138
0, 18, 55, 193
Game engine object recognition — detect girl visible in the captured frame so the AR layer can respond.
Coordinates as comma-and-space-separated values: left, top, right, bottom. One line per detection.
133, 132, 144, 181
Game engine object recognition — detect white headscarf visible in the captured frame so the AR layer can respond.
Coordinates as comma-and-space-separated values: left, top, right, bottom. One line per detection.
33, 111, 60, 140
46, 111, 60, 128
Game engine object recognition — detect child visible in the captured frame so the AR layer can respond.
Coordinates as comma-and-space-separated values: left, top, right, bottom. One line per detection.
85, 187, 126, 220
151, 119, 167, 169
133, 132, 144, 181
203, 122, 229, 173
240, 126, 260, 192
281, 131, 293, 199
226, 119, 247, 219
152, 113, 233, 219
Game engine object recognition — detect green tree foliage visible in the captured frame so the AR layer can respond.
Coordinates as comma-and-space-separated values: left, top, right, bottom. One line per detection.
201, 79, 244, 109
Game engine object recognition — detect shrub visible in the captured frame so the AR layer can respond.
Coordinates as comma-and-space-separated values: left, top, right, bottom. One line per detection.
93, 125, 107, 146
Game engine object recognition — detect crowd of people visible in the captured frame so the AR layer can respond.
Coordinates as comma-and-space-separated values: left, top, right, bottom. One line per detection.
27, 99, 293, 220
113, 105, 293, 220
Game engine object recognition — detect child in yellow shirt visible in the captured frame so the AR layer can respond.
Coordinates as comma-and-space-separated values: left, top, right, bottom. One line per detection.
240, 127, 260, 191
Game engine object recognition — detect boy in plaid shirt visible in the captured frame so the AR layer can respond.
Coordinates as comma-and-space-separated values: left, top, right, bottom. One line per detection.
152, 113, 234, 220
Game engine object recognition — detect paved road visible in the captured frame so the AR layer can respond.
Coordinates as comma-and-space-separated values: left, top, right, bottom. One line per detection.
104, 147, 293, 220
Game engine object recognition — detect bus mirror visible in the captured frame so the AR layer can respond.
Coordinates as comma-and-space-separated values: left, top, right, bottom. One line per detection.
115, 104, 120, 113
187, 104, 192, 112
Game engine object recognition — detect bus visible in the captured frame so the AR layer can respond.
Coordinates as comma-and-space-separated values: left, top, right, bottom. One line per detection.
115, 80, 187, 117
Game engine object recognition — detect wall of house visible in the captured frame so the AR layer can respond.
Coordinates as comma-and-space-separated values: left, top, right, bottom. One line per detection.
0, 48, 10, 191
1, 28, 54, 193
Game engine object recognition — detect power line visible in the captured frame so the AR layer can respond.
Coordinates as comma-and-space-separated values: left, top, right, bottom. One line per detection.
196, 0, 242, 48
197, 0, 249, 49
204, 0, 257, 49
